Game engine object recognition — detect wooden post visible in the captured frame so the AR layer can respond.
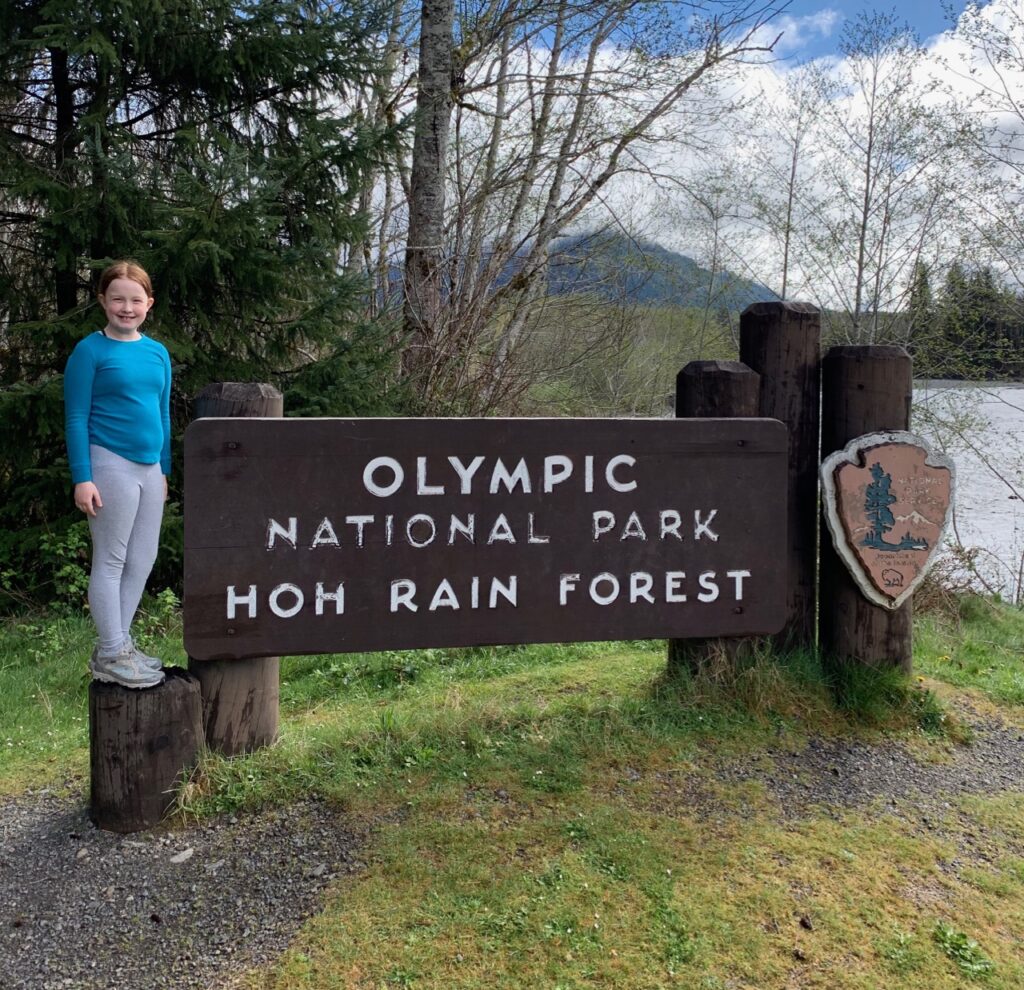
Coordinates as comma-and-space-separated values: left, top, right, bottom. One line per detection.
90, 668, 203, 832
669, 360, 761, 673
675, 360, 761, 420
187, 382, 282, 755
740, 301, 821, 651
820, 345, 913, 672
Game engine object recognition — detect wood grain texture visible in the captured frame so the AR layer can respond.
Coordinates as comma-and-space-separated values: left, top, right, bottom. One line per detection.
669, 361, 765, 674
186, 656, 280, 757
184, 418, 790, 658
188, 382, 282, 755
740, 301, 822, 652
89, 668, 203, 833
193, 382, 283, 419
819, 345, 914, 672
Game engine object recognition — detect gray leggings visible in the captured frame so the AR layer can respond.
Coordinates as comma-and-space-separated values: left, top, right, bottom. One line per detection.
87, 445, 165, 655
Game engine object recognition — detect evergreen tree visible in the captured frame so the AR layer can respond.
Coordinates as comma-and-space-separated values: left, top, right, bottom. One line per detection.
933, 262, 975, 379
0, 0, 403, 605
963, 267, 1023, 377
905, 260, 937, 372
863, 462, 897, 547
931, 263, 1022, 379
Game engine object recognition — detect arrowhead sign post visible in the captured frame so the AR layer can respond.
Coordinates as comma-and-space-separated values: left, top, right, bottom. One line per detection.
821, 431, 955, 610
184, 417, 790, 660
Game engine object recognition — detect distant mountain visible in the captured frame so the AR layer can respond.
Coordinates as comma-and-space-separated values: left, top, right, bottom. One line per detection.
546, 233, 778, 311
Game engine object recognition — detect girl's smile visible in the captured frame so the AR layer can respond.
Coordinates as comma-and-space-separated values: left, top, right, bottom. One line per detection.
98, 277, 155, 339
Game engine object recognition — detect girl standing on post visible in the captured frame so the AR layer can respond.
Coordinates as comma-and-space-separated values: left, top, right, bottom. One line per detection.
64, 260, 170, 689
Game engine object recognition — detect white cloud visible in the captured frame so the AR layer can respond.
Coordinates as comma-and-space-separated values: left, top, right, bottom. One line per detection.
377, 0, 1024, 309
752, 9, 843, 56
609, 0, 1024, 308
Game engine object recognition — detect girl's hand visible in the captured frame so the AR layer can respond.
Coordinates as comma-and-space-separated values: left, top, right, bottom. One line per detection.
74, 482, 103, 517
163, 475, 169, 501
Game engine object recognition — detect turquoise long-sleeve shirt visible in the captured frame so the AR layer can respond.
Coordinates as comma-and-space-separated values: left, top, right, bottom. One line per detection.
64, 331, 172, 484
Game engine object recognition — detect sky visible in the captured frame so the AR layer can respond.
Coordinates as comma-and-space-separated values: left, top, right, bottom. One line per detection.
768, 0, 977, 59
612, 0, 1024, 306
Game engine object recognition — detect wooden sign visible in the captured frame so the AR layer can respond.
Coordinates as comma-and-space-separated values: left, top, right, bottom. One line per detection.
821, 431, 955, 609
184, 418, 789, 660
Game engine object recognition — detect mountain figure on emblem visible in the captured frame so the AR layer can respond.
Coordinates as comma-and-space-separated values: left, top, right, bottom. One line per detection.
861, 463, 929, 551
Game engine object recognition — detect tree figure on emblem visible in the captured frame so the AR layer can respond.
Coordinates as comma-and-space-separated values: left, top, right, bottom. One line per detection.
862, 462, 929, 551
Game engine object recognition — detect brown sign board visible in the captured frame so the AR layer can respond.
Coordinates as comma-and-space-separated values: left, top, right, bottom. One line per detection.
183, 418, 788, 660
821, 431, 955, 609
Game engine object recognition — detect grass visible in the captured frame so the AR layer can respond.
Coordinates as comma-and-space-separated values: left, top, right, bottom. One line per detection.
0, 598, 187, 794
240, 794, 1023, 989
2, 594, 1023, 987
0, 612, 102, 792
915, 593, 1024, 707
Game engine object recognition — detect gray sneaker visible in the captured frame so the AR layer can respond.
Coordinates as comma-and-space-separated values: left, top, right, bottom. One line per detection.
125, 637, 163, 673
91, 646, 165, 689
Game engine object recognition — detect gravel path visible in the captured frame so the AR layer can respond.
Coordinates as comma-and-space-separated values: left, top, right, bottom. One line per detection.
644, 700, 1024, 858
2, 699, 1023, 989
647, 704, 1024, 819
0, 797, 367, 990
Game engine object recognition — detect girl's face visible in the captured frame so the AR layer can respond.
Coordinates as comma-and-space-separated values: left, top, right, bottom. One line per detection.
99, 277, 155, 337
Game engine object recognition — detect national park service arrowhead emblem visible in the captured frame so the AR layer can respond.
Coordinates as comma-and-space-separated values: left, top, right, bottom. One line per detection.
821, 432, 955, 609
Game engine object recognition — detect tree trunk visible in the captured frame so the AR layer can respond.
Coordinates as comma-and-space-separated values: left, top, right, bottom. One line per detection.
50, 46, 78, 317
403, 0, 454, 389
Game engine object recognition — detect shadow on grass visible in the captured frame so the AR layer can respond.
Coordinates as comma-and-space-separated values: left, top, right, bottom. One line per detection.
180, 637, 966, 820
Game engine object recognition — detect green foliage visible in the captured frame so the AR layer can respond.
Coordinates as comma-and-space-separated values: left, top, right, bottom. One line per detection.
877, 928, 926, 974
0, 0, 406, 606
910, 263, 1024, 380
653, 899, 699, 970
915, 598, 1024, 707
906, 261, 934, 345
826, 659, 952, 736
132, 588, 182, 655
933, 921, 995, 978
5, 600, 1024, 985
37, 522, 91, 609
0, 379, 73, 609
522, 297, 736, 417
282, 329, 411, 419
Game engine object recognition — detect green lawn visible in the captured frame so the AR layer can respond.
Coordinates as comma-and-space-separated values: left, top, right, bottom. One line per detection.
2, 594, 1022, 988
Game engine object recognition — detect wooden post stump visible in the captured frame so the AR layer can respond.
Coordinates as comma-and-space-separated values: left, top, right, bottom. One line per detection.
669, 360, 761, 675
819, 345, 913, 672
187, 382, 283, 755
89, 668, 203, 833
192, 381, 283, 420
740, 300, 821, 652
187, 657, 281, 757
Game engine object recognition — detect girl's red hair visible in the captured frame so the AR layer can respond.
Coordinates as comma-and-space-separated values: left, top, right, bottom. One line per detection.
98, 260, 153, 298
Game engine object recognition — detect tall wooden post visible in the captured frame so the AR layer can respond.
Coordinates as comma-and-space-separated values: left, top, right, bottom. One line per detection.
740, 301, 821, 651
187, 383, 282, 755
820, 346, 913, 672
669, 360, 761, 673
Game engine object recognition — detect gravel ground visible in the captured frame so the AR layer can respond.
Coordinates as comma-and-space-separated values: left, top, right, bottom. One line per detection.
645, 700, 1024, 861
2, 699, 1023, 989
0, 797, 368, 990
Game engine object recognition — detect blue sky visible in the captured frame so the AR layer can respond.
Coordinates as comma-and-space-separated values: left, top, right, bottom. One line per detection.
771, 1, 977, 58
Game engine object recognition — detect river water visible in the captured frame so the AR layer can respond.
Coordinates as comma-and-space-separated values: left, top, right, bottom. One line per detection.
912, 382, 1024, 603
